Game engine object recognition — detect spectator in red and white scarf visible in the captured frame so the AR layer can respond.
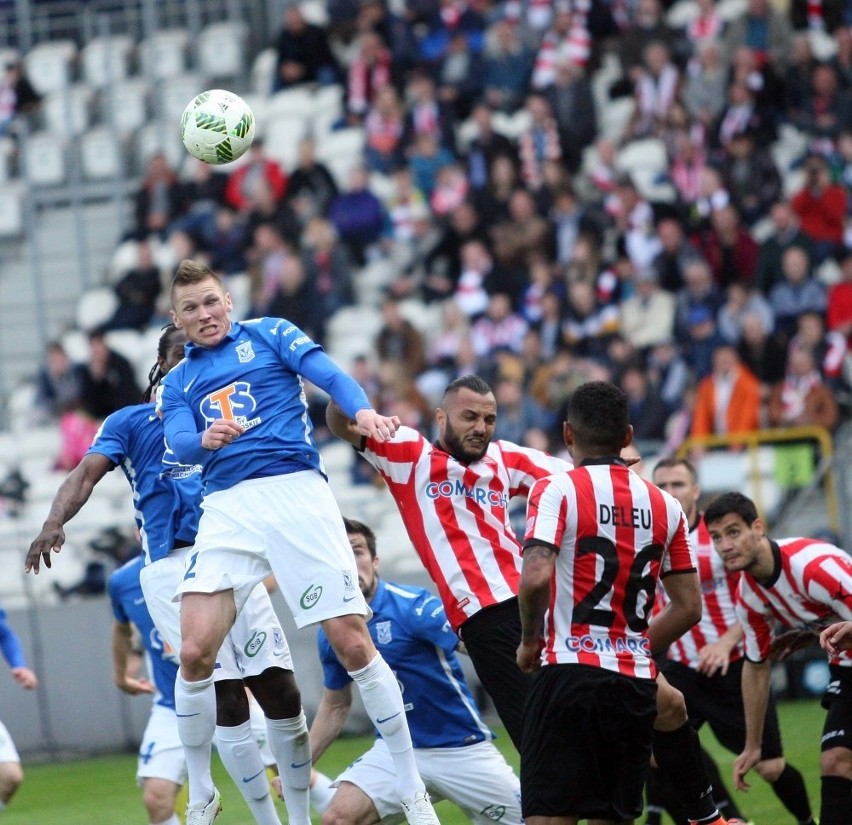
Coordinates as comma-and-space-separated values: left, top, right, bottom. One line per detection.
767, 342, 839, 429
628, 40, 681, 139
401, 72, 457, 154
346, 31, 392, 120
518, 93, 562, 190
531, 3, 591, 89
364, 86, 405, 174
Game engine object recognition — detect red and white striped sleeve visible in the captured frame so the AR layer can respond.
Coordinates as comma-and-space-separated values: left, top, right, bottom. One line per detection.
523, 474, 569, 554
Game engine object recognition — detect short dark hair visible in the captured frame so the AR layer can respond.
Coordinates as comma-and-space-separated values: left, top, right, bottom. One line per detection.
566, 381, 629, 453
652, 455, 698, 484
704, 492, 758, 527
343, 517, 377, 558
170, 259, 224, 304
442, 375, 493, 402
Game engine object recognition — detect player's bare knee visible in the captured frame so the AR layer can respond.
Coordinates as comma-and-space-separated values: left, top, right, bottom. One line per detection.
653, 681, 687, 731
179, 638, 217, 679
322, 616, 375, 671
821, 746, 852, 779
245, 667, 302, 719
214, 678, 251, 726
0, 762, 23, 801
756, 756, 785, 782
322, 802, 356, 825
142, 778, 177, 822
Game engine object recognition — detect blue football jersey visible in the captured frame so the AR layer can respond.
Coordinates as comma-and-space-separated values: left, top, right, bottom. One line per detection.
317, 580, 493, 749
158, 319, 329, 494
87, 404, 203, 564
108, 556, 178, 709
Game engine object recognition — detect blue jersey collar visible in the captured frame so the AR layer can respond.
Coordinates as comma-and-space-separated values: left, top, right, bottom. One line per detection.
185, 321, 242, 357
367, 578, 387, 613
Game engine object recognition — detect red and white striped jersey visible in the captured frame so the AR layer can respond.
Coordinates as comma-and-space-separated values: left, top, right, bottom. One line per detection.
662, 515, 743, 669
360, 426, 571, 631
524, 460, 695, 679
737, 537, 852, 667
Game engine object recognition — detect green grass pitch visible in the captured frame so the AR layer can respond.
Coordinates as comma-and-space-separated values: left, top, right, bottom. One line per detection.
2, 700, 823, 824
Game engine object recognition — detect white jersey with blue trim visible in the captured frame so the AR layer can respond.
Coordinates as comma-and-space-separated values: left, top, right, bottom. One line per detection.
87, 404, 202, 564
317, 580, 493, 749
108, 556, 179, 709
159, 319, 326, 494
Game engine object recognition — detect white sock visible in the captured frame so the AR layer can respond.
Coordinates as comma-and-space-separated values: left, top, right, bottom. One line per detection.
151, 815, 179, 825
175, 673, 217, 807
348, 654, 424, 798
266, 711, 311, 825
310, 770, 336, 815
215, 721, 282, 825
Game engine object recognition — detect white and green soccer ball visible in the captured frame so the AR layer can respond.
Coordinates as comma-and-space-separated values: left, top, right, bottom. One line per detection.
180, 89, 255, 165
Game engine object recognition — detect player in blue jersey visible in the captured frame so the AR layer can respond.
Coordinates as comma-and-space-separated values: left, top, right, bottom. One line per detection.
311, 518, 522, 825
157, 260, 437, 825
25, 326, 307, 825
109, 554, 185, 825
0, 605, 37, 812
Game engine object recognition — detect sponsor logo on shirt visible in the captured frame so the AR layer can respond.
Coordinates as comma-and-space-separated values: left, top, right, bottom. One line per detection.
425, 480, 508, 508
300, 584, 323, 609
244, 631, 267, 658
480, 805, 506, 821
201, 382, 262, 431
566, 634, 651, 656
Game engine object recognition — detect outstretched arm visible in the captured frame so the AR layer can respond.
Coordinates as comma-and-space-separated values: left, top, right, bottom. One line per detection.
517, 543, 556, 673
309, 685, 353, 764
325, 401, 364, 447
25, 453, 114, 573
650, 570, 702, 654
111, 620, 154, 696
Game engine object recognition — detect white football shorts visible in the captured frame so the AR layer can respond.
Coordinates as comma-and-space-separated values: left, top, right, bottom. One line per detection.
140, 547, 293, 680
335, 738, 522, 825
174, 471, 369, 628
0, 720, 19, 764
136, 703, 186, 786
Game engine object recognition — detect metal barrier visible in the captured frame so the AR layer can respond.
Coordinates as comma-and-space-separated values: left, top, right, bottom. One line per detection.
676, 425, 840, 534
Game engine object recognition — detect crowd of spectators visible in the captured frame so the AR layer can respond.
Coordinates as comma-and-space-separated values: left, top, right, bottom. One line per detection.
35, 0, 852, 467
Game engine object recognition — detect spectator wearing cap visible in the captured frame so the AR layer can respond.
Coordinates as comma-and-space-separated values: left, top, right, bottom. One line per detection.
719, 128, 782, 227
767, 343, 839, 430
619, 266, 676, 351
791, 154, 848, 263
769, 245, 828, 340
755, 200, 815, 294
691, 343, 762, 438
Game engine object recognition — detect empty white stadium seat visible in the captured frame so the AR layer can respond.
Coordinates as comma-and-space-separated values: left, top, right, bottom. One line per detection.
0, 184, 23, 237
101, 78, 150, 137
267, 87, 316, 124
159, 72, 205, 124
80, 127, 124, 180
76, 286, 118, 331
135, 122, 185, 170
43, 85, 93, 136
197, 20, 249, 80
24, 40, 77, 95
23, 132, 67, 186
81, 35, 133, 88
316, 127, 366, 186
251, 48, 278, 97
140, 28, 189, 81
263, 112, 309, 169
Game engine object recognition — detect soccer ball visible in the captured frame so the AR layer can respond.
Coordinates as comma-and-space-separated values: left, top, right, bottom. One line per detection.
180, 89, 255, 165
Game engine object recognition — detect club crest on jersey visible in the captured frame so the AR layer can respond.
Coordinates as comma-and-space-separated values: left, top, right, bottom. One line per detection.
376, 621, 393, 645
235, 340, 255, 363
342, 569, 356, 593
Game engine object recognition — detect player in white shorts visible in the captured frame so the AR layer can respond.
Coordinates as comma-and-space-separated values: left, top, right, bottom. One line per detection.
311, 518, 522, 825
27, 326, 307, 825
0, 605, 36, 813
